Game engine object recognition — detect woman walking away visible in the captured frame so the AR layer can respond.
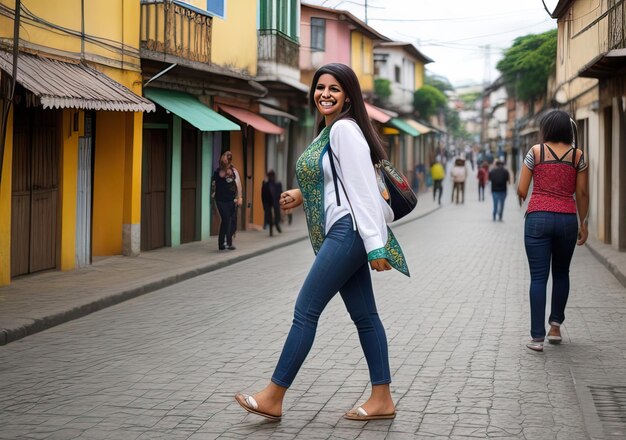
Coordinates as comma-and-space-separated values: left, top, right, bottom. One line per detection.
517, 110, 589, 352
450, 158, 467, 204
477, 161, 489, 201
235, 63, 408, 421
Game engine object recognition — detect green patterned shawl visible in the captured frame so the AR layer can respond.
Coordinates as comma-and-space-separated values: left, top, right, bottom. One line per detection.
295, 126, 409, 277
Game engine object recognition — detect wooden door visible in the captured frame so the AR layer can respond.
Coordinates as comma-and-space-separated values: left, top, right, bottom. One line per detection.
11, 107, 59, 277
180, 123, 198, 244
141, 128, 168, 251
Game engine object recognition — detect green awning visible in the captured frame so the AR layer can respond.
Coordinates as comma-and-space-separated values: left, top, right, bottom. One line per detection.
388, 118, 420, 137
144, 88, 240, 132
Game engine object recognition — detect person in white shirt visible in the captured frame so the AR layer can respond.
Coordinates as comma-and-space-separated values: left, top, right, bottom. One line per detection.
235, 63, 407, 422
450, 158, 468, 204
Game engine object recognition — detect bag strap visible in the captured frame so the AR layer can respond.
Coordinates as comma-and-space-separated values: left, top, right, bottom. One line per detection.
327, 145, 358, 226
327, 145, 342, 207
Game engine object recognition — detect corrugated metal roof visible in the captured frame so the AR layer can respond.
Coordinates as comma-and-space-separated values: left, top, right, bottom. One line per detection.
0, 51, 155, 112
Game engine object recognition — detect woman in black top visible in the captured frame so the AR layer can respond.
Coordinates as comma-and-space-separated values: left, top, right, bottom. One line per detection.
212, 151, 242, 250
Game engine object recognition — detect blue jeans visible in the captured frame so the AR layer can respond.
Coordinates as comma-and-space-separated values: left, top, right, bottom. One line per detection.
492, 191, 506, 220
524, 212, 578, 339
272, 215, 391, 387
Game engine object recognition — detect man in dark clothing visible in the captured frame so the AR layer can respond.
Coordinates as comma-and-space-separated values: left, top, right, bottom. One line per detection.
261, 170, 283, 236
489, 160, 510, 221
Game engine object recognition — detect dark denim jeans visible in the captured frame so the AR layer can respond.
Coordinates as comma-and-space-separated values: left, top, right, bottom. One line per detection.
272, 214, 391, 387
216, 200, 235, 248
492, 191, 506, 220
524, 211, 578, 339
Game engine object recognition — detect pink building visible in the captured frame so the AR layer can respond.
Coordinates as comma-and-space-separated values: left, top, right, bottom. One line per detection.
300, 4, 389, 93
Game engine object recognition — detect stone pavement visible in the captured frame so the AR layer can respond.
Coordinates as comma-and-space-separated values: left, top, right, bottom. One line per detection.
1, 181, 626, 440
0, 191, 441, 346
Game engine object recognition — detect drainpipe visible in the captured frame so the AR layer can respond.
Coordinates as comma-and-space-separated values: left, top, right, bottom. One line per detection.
0, 0, 20, 188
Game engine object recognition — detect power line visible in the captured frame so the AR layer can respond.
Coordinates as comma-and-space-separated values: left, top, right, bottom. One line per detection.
439, 20, 552, 44
368, 8, 540, 23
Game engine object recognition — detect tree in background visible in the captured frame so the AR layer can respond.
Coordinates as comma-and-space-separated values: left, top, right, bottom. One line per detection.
373, 78, 392, 106
425, 74, 454, 93
413, 84, 447, 120
496, 29, 557, 101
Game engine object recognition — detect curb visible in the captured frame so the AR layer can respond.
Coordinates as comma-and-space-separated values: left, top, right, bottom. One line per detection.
0, 204, 442, 346
585, 242, 626, 290
0, 235, 309, 346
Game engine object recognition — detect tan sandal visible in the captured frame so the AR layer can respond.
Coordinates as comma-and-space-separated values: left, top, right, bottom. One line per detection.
234, 393, 281, 421
547, 322, 562, 344
343, 406, 396, 421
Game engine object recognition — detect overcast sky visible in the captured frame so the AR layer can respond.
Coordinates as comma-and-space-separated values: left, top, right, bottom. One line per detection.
304, 0, 559, 87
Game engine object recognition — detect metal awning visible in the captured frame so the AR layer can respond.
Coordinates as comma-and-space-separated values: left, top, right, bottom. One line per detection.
404, 119, 433, 134
579, 48, 626, 78
259, 104, 299, 121
144, 88, 240, 131
364, 102, 396, 123
218, 104, 284, 135
388, 118, 419, 137
0, 50, 155, 112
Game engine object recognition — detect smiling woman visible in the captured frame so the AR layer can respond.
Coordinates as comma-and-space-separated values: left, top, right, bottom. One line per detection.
235, 63, 408, 422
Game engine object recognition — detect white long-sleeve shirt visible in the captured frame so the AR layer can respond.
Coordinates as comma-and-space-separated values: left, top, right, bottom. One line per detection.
322, 119, 393, 255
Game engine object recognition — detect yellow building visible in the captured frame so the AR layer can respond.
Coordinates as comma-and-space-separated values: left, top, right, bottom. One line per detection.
0, 0, 154, 285
139, 0, 284, 241
551, 0, 626, 251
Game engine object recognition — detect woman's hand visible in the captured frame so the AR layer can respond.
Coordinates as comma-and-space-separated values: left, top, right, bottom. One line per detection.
280, 189, 303, 213
370, 258, 392, 272
577, 222, 588, 246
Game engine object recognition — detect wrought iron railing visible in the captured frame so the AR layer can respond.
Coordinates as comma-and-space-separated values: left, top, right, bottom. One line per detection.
609, 0, 625, 50
140, 0, 212, 63
257, 30, 299, 69
573, 0, 625, 52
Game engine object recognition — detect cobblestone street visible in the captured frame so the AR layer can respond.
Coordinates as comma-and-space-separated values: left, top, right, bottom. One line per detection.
1, 186, 625, 440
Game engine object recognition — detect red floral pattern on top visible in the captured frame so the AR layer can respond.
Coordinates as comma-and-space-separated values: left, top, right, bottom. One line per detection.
527, 162, 577, 214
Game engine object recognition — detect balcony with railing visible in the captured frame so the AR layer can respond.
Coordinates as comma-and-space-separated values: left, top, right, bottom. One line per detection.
607, 0, 625, 51
140, 0, 212, 65
577, 0, 626, 78
257, 30, 300, 78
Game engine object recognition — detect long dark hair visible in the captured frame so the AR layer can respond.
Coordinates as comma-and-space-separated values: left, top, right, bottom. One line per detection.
309, 63, 387, 163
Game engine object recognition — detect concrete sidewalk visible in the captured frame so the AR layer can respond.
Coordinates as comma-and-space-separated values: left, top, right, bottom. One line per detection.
0, 193, 442, 346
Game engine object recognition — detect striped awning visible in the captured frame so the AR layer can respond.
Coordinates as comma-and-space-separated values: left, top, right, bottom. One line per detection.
0, 51, 155, 112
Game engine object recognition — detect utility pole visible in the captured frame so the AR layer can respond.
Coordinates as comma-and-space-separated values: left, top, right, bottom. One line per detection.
483, 44, 491, 87
364, 0, 368, 24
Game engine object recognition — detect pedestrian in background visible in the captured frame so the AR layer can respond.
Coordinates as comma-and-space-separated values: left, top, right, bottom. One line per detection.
235, 63, 407, 422
211, 151, 242, 250
414, 162, 426, 193
430, 159, 445, 205
261, 170, 282, 237
489, 160, 510, 221
517, 110, 589, 352
477, 161, 489, 201
450, 158, 467, 204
